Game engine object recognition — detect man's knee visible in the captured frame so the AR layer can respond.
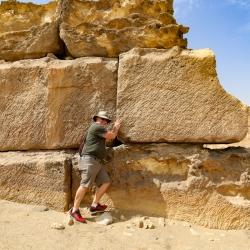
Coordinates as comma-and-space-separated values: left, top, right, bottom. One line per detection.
106, 181, 111, 186
78, 185, 89, 192
102, 181, 111, 188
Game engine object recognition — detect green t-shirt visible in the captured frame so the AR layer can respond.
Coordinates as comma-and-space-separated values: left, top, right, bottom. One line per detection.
82, 122, 107, 160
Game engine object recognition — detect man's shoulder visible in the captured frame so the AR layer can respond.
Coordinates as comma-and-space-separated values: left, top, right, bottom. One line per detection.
89, 122, 106, 133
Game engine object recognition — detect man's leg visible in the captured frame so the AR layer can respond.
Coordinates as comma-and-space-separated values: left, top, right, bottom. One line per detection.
90, 165, 111, 213
92, 182, 110, 204
70, 185, 88, 223
72, 185, 88, 212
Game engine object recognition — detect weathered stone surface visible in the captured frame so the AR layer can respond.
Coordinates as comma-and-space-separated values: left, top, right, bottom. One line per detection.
60, 0, 188, 57
206, 107, 250, 149
0, 151, 72, 211
117, 47, 248, 143
72, 144, 250, 229
0, 57, 117, 150
0, 1, 62, 61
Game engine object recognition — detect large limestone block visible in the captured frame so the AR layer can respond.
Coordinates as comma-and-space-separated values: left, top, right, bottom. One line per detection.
0, 1, 62, 61
72, 144, 250, 229
117, 47, 248, 143
206, 107, 250, 149
0, 151, 72, 211
60, 0, 188, 57
0, 57, 117, 150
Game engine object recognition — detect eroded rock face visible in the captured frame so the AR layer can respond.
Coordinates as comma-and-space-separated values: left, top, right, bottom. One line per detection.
0, 151, 72, 211
232, 107, 250, 147
0, 57, 117, 150
0, 144, 249, 229
117, 47, 248, 143
60, 0, 188, 57
206, 107, 250, 149
72, 144, 250, 229
0, 1, 62, 61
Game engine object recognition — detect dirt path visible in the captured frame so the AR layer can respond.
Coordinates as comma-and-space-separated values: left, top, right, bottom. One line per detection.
0, 200, 249, 250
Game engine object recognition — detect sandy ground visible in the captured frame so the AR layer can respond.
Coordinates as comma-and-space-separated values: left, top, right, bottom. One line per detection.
0, 200, 249, 250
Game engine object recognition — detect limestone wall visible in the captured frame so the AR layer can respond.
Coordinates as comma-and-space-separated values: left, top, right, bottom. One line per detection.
0, 0, 249, 230
0, 48, 247, 150
1, 145, 249, 230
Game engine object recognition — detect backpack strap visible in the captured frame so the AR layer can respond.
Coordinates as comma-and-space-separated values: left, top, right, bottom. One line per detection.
78, 132, 87, 156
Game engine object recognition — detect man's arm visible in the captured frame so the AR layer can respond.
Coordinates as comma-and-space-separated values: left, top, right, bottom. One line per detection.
103, 120, 121, 141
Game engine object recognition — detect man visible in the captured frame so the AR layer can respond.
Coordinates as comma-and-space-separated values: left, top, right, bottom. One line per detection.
70, 111, 121, 223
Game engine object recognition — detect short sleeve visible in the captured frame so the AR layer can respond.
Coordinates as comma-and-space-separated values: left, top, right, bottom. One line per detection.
93, 124, 107, 138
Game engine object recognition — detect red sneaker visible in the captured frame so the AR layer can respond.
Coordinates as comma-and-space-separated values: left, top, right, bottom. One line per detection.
69, 208, 86, 223
90, 203, 107, 213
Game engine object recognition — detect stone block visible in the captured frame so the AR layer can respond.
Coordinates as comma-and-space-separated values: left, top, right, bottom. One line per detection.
0, 57, 117, 150
117, 47, 248, 143
0, 1, 62, 61
206, 107, 250, 149
60, 0, 188, 57
0, 151, 72, 211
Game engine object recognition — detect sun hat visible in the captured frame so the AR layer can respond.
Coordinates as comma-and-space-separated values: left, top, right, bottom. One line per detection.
93, 111, 111, 123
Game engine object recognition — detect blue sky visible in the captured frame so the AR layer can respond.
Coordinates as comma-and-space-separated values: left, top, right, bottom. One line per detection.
6, 0, 250, 105
174, 0, 250, 105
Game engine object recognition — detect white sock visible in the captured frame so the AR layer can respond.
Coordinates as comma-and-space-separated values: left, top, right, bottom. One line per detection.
92, 202, 98, 207
72, 207, 78, 213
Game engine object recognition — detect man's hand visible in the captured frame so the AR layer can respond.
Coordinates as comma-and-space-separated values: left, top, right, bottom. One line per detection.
113, 120, 121, 131
103, 120, 121, 140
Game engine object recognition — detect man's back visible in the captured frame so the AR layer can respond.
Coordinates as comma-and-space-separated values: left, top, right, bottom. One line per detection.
82, 122, 107, 160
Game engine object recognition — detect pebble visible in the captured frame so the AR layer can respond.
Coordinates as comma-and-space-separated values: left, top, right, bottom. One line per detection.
145, 221, 155, 229
51, 223, 65, 230
132, 217, 155, 229
46, 53, 58, 59
64, 213, 74, 226
67, 217, 74, 226
133, 219, 144, 228
32, 206, 49, 212
120, 215, 126, 220
158, 218, 166, 227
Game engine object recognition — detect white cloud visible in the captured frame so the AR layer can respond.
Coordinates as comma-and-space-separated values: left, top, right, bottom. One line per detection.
226, 0, 250, 33
174, 0, 200, 17
226, 0, 250, 8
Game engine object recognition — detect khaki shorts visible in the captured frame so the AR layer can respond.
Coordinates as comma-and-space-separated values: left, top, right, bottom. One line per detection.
79, 155, 110, 188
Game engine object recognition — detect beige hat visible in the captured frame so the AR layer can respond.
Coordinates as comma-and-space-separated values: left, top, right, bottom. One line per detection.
93, 111, 111, 123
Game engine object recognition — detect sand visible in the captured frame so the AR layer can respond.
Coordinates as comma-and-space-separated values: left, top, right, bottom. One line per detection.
0, 200, 249, 250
